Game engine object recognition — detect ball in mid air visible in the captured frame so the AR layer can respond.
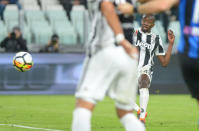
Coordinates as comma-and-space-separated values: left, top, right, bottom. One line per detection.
13, 52, 33, 72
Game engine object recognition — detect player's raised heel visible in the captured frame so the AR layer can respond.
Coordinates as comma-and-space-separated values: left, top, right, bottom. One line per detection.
139, 112, 148, 124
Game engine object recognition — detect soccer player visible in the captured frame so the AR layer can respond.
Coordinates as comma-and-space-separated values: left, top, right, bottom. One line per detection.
132, 14, 175, 123
119, 0, 199, 118
71, 0, 145, 131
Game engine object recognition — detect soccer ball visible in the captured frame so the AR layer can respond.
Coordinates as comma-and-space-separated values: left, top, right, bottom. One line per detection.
13, 52, 33, 72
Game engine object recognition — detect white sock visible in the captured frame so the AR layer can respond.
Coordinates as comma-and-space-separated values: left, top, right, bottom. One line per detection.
133, 103, 140, 112
120, 113, 145, 131
139, 88, 149, 118
72, 108, 92, 131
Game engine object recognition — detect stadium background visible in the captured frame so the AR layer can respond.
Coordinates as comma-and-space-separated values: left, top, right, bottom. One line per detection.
0, 0, 187, 94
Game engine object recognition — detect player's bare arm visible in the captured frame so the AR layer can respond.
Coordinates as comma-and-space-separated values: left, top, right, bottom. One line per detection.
157, 30, 175, 67
117, 2, 134, 15
101, 1, 123, 36
138, 0, 179, 14
118, 0, 179, 15
101, 1, 138, 59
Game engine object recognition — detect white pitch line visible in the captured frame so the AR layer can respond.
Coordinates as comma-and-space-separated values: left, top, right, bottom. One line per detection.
0, 124, 64, 131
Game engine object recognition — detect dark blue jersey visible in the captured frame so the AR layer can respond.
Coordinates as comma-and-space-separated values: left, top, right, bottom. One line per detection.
178, 0, 199, 59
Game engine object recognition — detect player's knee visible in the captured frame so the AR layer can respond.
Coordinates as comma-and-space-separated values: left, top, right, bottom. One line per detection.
139, 81, 150, 89
138, 74, 150, 89
116, 108, 132, 118
76, 98, 96, 111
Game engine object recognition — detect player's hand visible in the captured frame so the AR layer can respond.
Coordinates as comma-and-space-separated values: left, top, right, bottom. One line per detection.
168, 29, 175, 45
117, 3, 134, 15
120, 39, 138, 60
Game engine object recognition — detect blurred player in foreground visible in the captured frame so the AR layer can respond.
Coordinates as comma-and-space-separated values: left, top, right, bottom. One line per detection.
118, 0, 199, 112
132, 14, 175, 124
71, 0, 145, 131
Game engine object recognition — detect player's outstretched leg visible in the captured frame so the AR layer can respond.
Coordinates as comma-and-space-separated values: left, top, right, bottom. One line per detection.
72, 99, 95, 131
139, 74, 150, 124
116, 107, 145, 131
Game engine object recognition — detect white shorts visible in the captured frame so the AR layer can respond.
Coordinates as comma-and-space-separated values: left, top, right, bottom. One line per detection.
75, 45, 138, 110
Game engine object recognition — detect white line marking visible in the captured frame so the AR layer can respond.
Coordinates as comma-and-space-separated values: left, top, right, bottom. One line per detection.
0, 124, 63, 131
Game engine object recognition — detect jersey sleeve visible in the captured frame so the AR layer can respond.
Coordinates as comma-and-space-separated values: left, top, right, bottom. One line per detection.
155, 36, 165, 56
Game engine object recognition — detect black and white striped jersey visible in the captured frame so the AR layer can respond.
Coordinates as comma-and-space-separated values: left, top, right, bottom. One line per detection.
114, 0, 136, 25
86, 0, 137, 56
114, 0, 136, 43
86, 0, 115, 56
133, 28, 165, 71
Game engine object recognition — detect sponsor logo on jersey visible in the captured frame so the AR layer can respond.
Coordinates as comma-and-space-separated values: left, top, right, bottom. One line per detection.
135, 40, 152, 49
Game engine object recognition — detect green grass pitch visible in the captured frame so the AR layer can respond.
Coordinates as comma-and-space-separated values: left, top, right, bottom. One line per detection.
0, 95, 198, 131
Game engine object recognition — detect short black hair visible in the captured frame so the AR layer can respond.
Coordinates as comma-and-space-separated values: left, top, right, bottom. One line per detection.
142, 14, 155, 22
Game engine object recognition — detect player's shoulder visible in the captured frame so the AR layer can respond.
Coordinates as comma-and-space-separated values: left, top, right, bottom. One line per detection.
150, 31, 158, 38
